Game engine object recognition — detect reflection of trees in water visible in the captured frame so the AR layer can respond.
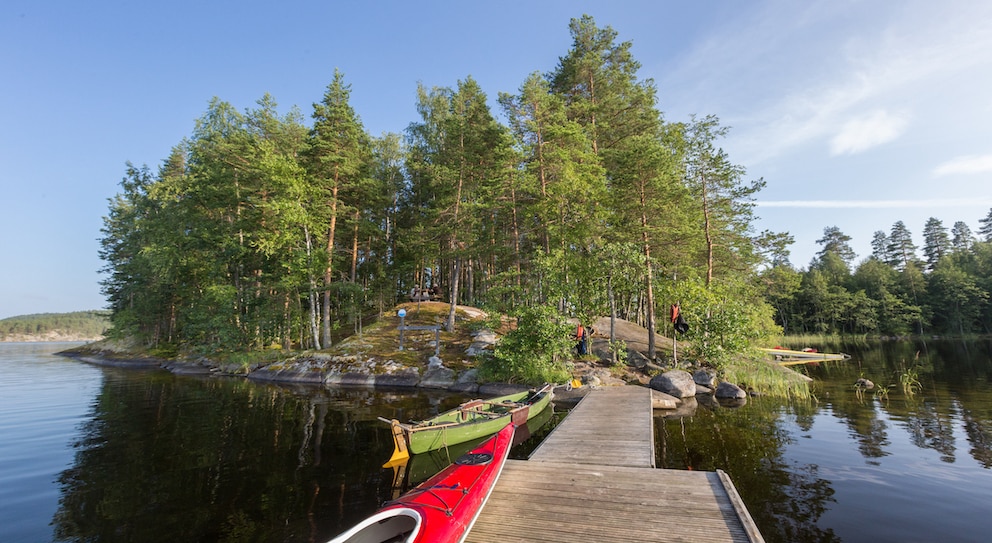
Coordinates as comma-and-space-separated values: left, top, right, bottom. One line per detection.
962, 409, 992, 468
809, 340, 992, 468
817, 378, 892, 461
50, 372, 438, 543
854, 417, 891, 462
834, 399, 891, 461
901, 398, 957, 463
653, 341, 992, 542
773, 463, 838, 543
656, 401, 839, 543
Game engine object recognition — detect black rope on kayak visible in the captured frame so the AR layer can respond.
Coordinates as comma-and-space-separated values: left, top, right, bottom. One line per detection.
381, 450, 488, 516
384, 484, 459, 516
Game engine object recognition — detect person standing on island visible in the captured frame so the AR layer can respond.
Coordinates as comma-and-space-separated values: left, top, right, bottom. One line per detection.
574, 323, 588, 356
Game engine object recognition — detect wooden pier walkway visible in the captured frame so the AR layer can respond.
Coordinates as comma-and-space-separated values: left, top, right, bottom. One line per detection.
465, 386, 764, 543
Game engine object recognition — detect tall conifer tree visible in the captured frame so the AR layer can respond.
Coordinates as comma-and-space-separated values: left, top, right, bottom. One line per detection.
306, 70, 369, 348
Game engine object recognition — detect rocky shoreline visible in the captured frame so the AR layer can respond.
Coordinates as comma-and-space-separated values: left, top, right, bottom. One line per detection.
58, 308, 548, 395
55, 306, 809, 415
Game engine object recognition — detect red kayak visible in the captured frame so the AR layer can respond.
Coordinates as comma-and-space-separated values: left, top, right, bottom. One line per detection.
328, 423, 514, 543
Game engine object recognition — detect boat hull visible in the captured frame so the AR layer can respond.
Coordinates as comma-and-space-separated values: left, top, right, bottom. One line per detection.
328, 424, 514, 543
403, 386, 552, 454
759, 347, 851, 364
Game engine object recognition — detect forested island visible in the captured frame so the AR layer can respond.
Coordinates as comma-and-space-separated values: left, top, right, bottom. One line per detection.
93, 15, 992, 387
0, 311, 109, 342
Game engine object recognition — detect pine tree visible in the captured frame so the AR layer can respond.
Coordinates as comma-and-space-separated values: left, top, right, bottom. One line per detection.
951, 221, 974, 252
548, 15, 677, 358
922, 217, 950, 271
978, 208, 992, 242
306, 70, 370, 348
683, 115, 765, 287
887, 221, 919, 270
815, 226, 857, 265
870, 230, 891, 262
406, 78, 511, 331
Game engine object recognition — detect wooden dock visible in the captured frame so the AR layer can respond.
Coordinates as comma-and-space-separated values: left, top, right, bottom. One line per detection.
465, 386, 764, 543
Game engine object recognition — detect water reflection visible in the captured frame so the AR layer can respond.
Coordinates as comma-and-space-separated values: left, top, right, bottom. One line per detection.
49, 340, 992, 543
52, 370, 468, 543
656, 396, 840, 542
656, 339, 992, 543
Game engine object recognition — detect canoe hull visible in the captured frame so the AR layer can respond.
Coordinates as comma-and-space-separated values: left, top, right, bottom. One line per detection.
404, 385, 552, 454
328, 424, 514, 543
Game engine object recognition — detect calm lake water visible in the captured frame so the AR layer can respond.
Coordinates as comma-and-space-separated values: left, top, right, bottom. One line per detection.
2, 340, 991, 542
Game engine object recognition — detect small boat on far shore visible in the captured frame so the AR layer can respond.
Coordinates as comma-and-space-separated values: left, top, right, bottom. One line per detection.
327, 424, 514, 543
759, 347, 851, 365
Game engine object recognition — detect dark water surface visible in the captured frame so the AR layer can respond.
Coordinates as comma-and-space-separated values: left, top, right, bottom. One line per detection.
2, 340, 992, 542
656, 339, 992, 543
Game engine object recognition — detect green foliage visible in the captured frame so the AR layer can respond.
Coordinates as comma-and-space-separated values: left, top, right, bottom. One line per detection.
771, 218, 992, 337
609, 339, 628, 366
479, 305, 572, 385
96, 15, 792, 366
898, 364, 923, 395
663, 275, 780, 369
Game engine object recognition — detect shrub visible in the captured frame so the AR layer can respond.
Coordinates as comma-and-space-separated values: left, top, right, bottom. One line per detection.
479, 305, 572, 385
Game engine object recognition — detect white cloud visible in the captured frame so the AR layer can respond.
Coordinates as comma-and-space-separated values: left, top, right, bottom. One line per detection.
659, 0, 992, 166
932, 154, 992, 176
758, 199, 992, 209
829, 110, 908, 155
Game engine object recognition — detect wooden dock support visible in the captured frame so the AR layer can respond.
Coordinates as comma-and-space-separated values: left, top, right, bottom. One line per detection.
465, 386, 764, 543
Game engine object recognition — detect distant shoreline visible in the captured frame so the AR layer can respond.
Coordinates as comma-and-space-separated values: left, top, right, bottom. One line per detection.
1, 334, 103, 343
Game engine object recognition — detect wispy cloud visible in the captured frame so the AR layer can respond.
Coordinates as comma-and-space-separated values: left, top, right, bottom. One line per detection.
758, 199, 992, 209
662, 1, 992, 166
829, 110, 909, 155
932, 154, 992, 176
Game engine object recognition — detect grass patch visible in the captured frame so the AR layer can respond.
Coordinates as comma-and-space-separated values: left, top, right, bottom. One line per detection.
721, 351, 813, 400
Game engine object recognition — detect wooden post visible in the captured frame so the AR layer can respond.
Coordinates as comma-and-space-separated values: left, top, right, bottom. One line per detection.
434, 326, 440, 357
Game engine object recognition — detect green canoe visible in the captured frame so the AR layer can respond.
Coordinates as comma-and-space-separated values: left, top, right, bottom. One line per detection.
382, 384, 554, 456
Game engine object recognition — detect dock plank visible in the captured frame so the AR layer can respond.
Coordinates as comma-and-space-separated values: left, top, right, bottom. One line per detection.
465, 387, 763, 543
529, 386, 654, 468
467, 460, 755, 543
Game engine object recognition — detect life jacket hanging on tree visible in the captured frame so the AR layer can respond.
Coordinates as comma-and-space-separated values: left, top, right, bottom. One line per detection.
671, 304, 689, 335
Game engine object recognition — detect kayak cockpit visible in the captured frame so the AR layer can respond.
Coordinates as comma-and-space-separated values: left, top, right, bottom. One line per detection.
328, 507, 422, 543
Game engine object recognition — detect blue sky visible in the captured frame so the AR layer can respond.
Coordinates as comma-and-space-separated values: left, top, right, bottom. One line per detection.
3, 0, 991, 319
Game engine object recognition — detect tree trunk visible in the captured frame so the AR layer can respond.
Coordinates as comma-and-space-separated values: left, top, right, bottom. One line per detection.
466, 258, 474, 306
350, 209, 359, 283
322, 173, 340, 348
608, 271, 618, 364
510, 176, 522, 292
639, 183, 656, 360
643, 239, 657, 360
446, 256, 461, 332
702, 174, 714, 288
305, 224, 321, 350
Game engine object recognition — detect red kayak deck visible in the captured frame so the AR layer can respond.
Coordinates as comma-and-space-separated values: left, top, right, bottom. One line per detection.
329, 424, 514, 543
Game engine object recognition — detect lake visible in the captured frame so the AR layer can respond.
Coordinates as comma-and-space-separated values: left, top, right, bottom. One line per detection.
2, 340, 991, 542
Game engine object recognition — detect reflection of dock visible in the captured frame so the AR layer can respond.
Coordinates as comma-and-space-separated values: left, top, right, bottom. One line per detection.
759, 347, 851, 365
466, 387, 764, 542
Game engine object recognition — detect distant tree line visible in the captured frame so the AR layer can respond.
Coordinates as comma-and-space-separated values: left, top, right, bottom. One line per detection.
0, 311, 110, 340
760, 209, 992, 336
99, 16, 788, 364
